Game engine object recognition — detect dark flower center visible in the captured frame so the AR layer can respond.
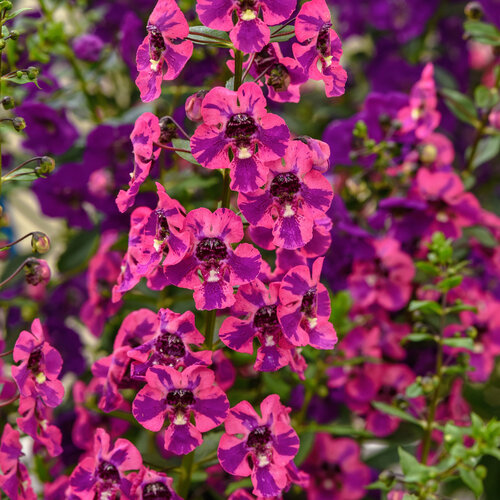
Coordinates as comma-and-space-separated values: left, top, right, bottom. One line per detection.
267, 64, 291, 92
27, 347, 43, 373
301, 288, 317, 316
379, 384, 398, 399
270, 173, 301, 201
237, 0, 257, 11
143, 481, 172, 500
254, 45, 277, 75
147, 24, 166, 62
159, 117, 178, 143
166, 389, 195, 408
195, 238, 228, 263
254, 305, 279, 331
316, 23, 332, 58
225, 113, 258, 146
155, 210, 171, 242
247, 425, 272, 450
96, 461, 120, 484
155, 332, 186, 360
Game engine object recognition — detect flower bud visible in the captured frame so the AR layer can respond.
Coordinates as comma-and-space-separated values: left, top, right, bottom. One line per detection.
8, 30, 19, 41
12, 116, 26, 131
0, 2, 12, 11
27, 66, 39, 80
1, 96, 14, 110
24, 259, 51, 286
31, 231, 51, 254
185, 90, 208, 122
465, 1, 483, 19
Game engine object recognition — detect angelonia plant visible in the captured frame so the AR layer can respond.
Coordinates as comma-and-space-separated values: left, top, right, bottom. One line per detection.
0, 0, 499, 499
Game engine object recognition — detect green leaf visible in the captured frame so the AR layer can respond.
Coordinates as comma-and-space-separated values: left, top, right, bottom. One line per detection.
404, 332, 435, 343
474, 84, 499, 109
398, 447, 429, 482
2, 72, 38, 86
58, 229, 100, 273
446, 302, 477, 314
409, 300, 443, 315
6, 7, 32, 19
464, 20, 500, 46
269, 25, 296, 42
372, 402, 423, 427
463, 226, 498, 248
415, 261, 439, 276
225, 478, 252, 495
171, 138, 200, 166
441, 88, 478, 125
459, 468, 483, 498
442, 337, 475, 350
188, 25, 231, 45
437, 275, 463, 293
467, 136, 500, 169
406, 382, 424, 398
294, 431, 315, 465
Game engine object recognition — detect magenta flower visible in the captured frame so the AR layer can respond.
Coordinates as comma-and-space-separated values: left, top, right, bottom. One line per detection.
348, 237, 415, 312
295, 136, 331, 173
17, 396, 62, 457
239, 141, 333, 249
218, 394, 300, 498
130, 468, 182, 499
135, 0, 193, 102
0, 424, 36, 500
219, 280, 306, 373
68, 428, 142, 499
293, 0, 347, 98
278, 257, 338, 349
190, 82, 290, 193
132, 365, 229, 455
163, 207, 262, 310
301, 434, 371, 500
237, 43, 308, 103
80, 231, 123, 337
116, 112, 161, 213
127, 308, 212, 380
113, 183, 189, 298
196, 0, 295, 54
11, 318, 64, 408
397, 63, 440, 139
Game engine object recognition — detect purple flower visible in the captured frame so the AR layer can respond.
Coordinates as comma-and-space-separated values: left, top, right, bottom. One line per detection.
68, 428, 142, 499
278, 257, 338, 350
218, 394, 300, 498
191, 82, 290, 193
72, 34, 104, 62
219, 279, 307, 374
0, 424, 36, 500
196, 0, 295, 54
11, 318, 64, 408
16, 101, 78, 156
163, 207, 262, 310
127, 308, 212, 380
132, 365, 229, 455
293, 0, 347, 97
301, 434, 371, 500
130, 468, 182, 499
135, 0, 193, 102
238, 141, 333, 249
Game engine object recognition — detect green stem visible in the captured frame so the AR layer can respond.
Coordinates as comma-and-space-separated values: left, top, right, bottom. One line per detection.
204, 308, 217, 350
420, 292, 447, 465
178, 451, 195, 498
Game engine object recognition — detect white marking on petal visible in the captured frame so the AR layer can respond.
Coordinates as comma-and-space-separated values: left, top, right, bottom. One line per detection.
150, 59, 160, 71
241, 9, 257, 20
174, 412, 187, 425
283, 204, 295, 217
237, 147, 252, 159
257, 454, 270, 467
207, 269, 220, 282
35, 372, 46, 384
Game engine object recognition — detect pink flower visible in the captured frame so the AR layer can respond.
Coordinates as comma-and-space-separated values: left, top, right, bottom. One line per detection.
238, 141, 333, 249
196, 0, 295, 54
130, 468, 182, 499
132, 365, 229, 455
163, 207, 262, 310
190, 82, 290, 193
292, 0, 347, 98
135, 0, 193, 102
11, 318, 64, 408
218, 394, 300, 498
68, 428, 142, 498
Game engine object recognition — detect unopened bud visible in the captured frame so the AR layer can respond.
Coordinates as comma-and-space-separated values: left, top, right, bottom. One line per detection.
27, 66, 39, 80
16, 70, 23, 78
31, 232, 51, 254
185, 90, 208, 122
1, 96, 14, 110
465, 1, 483, 19
24, 259, 51, 286
0, 2, 12, 11
12, 116, 26, 131
35, 156, 55, 178
8, 30, 19, 41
